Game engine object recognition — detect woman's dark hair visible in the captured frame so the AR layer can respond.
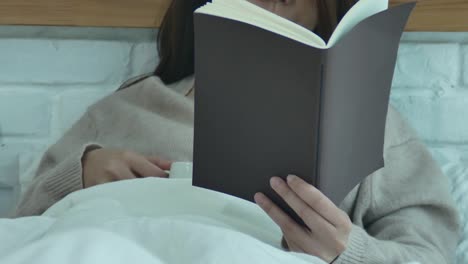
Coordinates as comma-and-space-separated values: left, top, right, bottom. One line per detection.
155, 0, 359, 84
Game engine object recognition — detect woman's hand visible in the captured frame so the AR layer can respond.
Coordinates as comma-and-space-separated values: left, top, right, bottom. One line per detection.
82, 148, 172, 188
254, 175, 352, 263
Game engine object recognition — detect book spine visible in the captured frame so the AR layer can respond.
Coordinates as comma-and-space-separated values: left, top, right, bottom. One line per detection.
315, 60, 325, 188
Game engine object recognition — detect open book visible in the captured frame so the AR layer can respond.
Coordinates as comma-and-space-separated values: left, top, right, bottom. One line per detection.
193, 0, 416, 224
196, 0, 389, 49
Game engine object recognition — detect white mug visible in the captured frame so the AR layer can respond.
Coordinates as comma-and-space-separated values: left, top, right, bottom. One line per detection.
169, 162, 193, 179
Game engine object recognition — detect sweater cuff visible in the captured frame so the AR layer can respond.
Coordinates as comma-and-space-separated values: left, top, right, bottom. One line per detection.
334, 225, 368, 264
43, 143, 102, 201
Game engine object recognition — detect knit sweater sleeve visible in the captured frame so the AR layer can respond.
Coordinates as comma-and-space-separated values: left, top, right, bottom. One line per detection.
13, 110, 103, 217
334, 107, 460, 264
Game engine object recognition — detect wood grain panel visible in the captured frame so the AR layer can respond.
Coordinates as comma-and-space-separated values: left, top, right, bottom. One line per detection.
390, 0, 468, 31
0, 0, 467, 31
0, 0, 171, 28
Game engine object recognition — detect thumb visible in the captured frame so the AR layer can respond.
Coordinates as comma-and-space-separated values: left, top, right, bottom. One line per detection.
146, 156, 173, 171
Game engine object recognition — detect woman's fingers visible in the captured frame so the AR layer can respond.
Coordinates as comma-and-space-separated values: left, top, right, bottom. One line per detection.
125, 152, 168, 178
254, 192, 310, 245
102, 164, 135, 183
286, 175, 349, 228
270, 177, 335, 233
115, 168, 136, 181
282, 235, 305, 253
257, 175, 353, 262
82, 148, 172, 188
147, 156, 173, 171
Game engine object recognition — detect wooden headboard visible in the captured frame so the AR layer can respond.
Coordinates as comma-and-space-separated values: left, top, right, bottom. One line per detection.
0, 0, 466, 31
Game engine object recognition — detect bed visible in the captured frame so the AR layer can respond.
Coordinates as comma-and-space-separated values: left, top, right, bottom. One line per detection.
0, 0, 467, 263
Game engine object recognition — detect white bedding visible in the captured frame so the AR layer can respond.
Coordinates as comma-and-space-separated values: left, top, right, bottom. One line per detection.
0, 178, 329, 264
0, 176, 433, 264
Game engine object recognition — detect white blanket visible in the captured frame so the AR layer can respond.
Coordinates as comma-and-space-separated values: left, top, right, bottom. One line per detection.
0, 178, 425, 264
0, 178, 327, 264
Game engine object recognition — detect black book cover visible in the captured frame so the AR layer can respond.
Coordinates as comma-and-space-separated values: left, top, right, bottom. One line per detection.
193, 3, 416, 224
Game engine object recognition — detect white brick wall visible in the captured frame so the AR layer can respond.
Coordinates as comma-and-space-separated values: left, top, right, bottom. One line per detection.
392, 43, 460, 88
0, 26, 158, 216
0, 27, 467, 216
0, 91, 51, 136
392, 32, 468, 168
0, 40, 130, 84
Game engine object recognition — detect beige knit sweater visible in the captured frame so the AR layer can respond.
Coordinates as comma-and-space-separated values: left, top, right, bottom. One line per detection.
14, 75, 459, 264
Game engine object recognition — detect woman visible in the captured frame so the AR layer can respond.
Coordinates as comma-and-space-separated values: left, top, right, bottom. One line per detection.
14, 0, 459, 263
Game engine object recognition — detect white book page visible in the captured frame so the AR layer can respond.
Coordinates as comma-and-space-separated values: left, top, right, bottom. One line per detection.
196, 0, 388, 49
327, 0, 388, 48
196, 0, 326, 48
